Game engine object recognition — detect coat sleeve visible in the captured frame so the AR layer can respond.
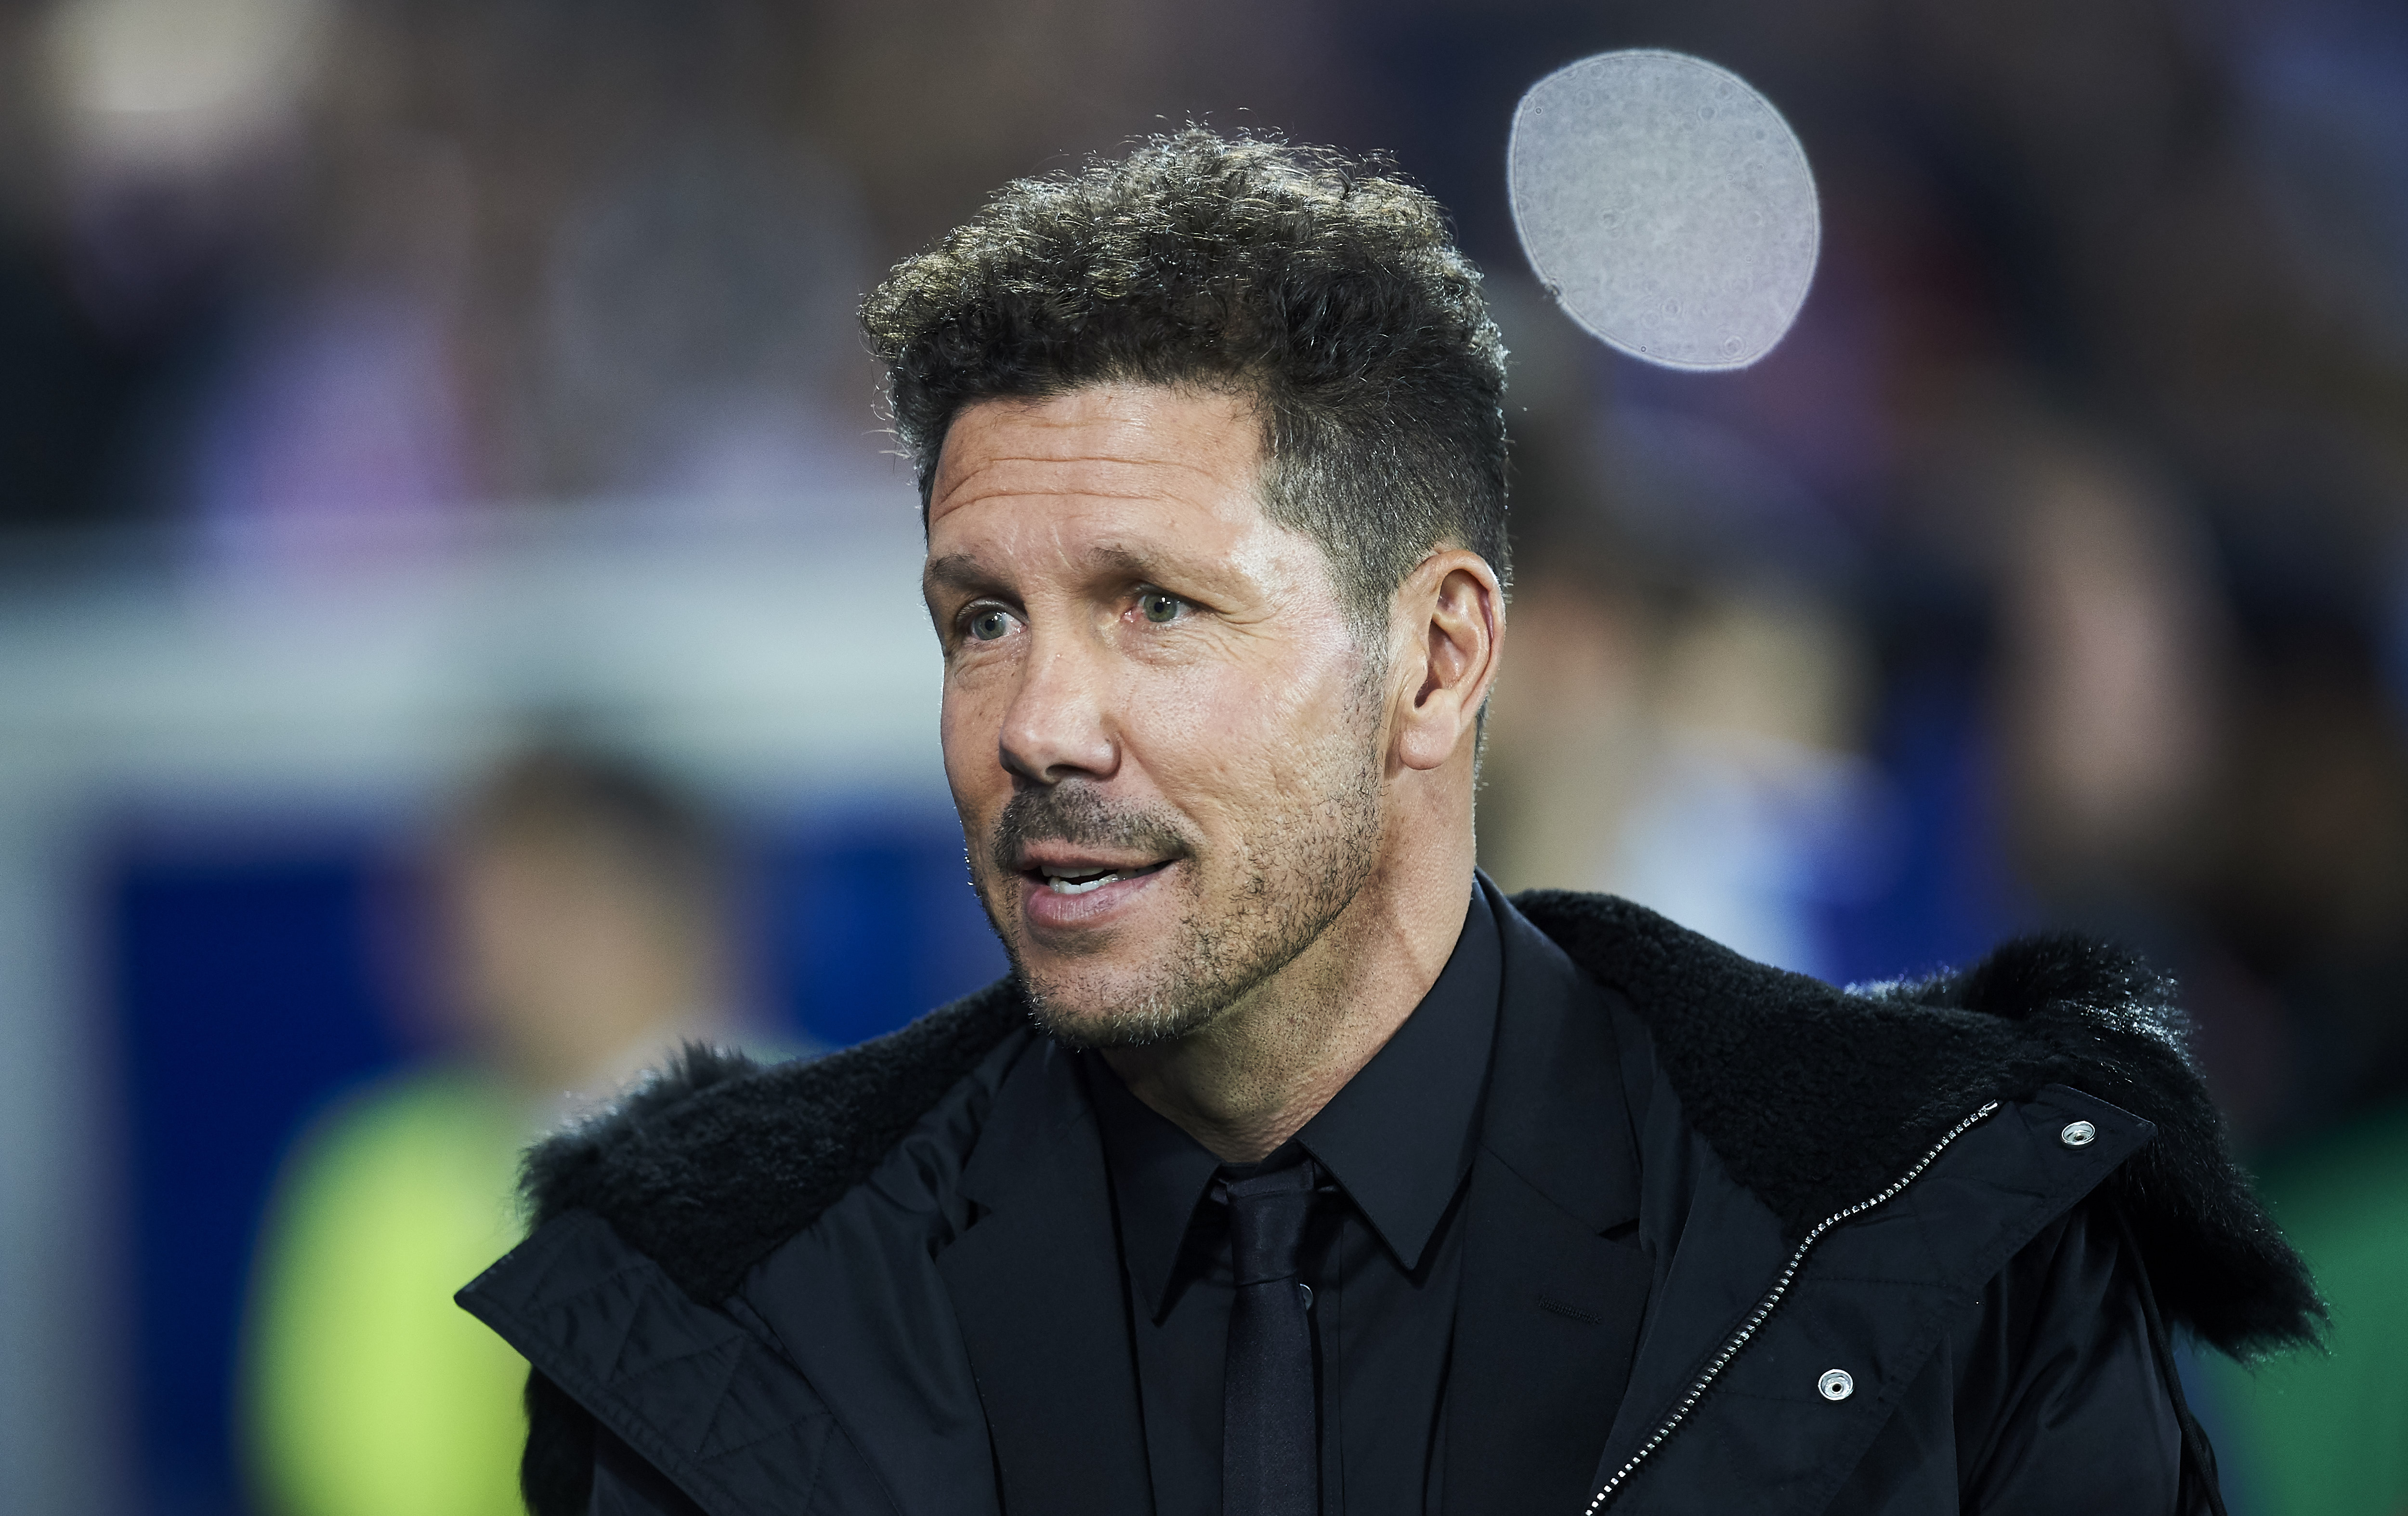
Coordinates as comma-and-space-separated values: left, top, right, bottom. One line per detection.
1830, 1201, 2222, 1515
1953, 1201, 2193, 1510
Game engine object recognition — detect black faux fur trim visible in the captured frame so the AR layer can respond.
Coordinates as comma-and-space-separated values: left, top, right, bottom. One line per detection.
514, 981, 1033, 1511
521, 976, 1026, 1300
1510, 891, 2321, 1358
516, 890, 2320, 1360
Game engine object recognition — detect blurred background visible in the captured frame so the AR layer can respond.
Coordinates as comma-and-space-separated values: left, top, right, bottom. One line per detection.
0, 0, 2401, 1511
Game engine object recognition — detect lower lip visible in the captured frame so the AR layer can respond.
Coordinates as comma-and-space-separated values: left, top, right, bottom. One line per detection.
1019, 863, 1174, 934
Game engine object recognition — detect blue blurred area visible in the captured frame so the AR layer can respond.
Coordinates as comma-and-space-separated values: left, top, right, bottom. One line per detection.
115, 838, 398, 1516
109, 804, 1002, 1516
758, 809, 1004, 1049
1820, 670, 2028, 988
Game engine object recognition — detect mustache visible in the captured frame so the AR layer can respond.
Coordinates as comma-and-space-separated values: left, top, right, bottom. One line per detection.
989, 783, 1196, 875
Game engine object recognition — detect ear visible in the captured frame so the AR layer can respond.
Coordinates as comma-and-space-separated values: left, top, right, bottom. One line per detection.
1391, 549, 1505, 772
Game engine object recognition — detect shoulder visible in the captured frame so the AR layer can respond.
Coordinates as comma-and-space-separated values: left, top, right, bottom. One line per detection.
270, 1069, 520, 1244
1512, 888, 2321, 1358
519, 977, 1032, 1304
296, 1066, 514, 1167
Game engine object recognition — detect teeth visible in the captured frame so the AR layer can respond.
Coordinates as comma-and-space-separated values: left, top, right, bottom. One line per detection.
1034, 859, 1171, 896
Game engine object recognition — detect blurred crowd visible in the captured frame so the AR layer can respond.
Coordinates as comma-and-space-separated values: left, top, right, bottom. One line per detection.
0, 0, 2403, 1512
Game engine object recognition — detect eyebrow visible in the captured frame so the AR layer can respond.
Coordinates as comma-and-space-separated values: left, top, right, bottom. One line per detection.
923, 541, 1204, 597
923, 553, 999, 595
1080, 542, 1165, 582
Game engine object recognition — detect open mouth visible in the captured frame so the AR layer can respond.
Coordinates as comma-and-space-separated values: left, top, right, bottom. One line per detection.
1032, 859, 1174, 896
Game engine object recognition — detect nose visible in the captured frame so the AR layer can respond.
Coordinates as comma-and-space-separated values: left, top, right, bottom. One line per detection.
996, 631, 1119, 785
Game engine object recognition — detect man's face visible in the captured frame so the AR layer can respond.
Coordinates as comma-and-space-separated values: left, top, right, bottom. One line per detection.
924, 383, 1388, 1046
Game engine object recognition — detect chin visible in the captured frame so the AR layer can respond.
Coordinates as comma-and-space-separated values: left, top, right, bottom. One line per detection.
1018, 962, 1225, 1050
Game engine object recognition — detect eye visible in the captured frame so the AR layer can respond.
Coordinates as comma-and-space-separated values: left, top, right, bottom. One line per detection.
966, 606, 1017, 643
1137, 589, 1186, 624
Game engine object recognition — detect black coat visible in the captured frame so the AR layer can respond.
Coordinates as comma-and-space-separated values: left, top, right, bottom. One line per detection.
458, 890, 2321, 1516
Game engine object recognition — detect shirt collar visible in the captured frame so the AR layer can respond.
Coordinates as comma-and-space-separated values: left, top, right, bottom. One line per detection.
1294, 883, 1499, 1272
1084, 1060, 1224, 1321
1084, 880, 1502, 1318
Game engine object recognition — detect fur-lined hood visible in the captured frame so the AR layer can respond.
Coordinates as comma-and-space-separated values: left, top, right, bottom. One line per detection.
519, 889, 2319, 1358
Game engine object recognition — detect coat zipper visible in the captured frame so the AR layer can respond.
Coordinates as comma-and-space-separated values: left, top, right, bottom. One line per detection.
1581, 1099, 2003, 1513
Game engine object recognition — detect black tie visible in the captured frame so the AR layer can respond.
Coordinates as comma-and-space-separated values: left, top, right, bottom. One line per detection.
1217, 1160, 1320, 1516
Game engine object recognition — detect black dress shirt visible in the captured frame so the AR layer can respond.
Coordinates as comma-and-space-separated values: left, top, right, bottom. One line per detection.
1084, 883, 1502, 1516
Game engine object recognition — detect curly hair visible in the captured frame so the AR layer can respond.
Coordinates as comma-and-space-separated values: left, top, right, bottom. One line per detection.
860, 129, 1510, 632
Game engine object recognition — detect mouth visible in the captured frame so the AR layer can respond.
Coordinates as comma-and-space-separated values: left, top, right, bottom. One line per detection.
990, 790, 1195, 937
1027, 858, 1175, 896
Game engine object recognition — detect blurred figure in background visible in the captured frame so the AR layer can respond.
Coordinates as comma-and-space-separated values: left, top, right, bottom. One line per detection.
2201, 1102, 2408, 1516
1986, 427, 2229, 947
1479, 327, 1897, 983
2186, 612, 2408, 1516
1487, 568, 1893, 983
242, 746, 744, 1516
1, 0, 321, 528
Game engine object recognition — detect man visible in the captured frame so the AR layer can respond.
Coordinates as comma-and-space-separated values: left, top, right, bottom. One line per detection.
459, 132, 2317, 1515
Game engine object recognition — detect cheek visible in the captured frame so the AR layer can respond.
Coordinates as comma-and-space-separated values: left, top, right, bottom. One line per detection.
939, 675, 1010, 811
1129, 649, 1366, 805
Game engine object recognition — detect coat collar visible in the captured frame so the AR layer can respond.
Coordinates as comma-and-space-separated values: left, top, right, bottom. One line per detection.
1439, 882, 1650, 1516
458, 1208, 899, 1516
1479, 883, 1641, 1231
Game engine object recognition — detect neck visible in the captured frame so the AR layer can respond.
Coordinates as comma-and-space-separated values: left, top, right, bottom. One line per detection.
1100, 817, 1476, 1163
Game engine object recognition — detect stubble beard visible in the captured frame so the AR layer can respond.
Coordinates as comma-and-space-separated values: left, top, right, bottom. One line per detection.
971, 692, 1387, 1051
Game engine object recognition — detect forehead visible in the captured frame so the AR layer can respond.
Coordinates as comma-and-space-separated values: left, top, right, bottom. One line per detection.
926, 384, 1265, 541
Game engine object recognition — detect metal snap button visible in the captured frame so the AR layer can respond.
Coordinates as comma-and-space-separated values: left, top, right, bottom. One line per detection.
1818, 1369, 1854, 1401
2060, 1121, 2097, 1148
